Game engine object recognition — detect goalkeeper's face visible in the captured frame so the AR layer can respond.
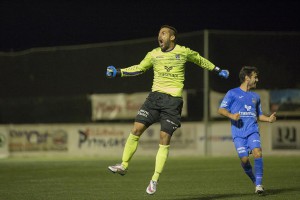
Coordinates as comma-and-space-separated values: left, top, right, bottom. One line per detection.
158, 27, 175, 52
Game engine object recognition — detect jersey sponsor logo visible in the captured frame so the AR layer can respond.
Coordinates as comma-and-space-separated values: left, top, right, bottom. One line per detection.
245, 105, 251, 111
239, 113, 256, 117
239, 105, 256, 117
164, 66, 173, 72
158, 72, 178, 78
239, 96, 244, 98
239, 111, 256, 117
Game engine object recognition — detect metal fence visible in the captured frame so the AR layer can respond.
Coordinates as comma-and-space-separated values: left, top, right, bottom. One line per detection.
0, 30, 299, 123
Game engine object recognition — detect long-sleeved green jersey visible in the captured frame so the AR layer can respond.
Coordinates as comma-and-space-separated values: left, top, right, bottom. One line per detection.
120, 44, 216, 97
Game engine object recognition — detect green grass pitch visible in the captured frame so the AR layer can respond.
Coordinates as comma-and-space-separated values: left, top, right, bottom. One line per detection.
0, 156, 299, 200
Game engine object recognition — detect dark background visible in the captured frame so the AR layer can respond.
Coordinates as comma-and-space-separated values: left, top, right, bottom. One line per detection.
1, 1, 300, 123
1, 1, 300, 52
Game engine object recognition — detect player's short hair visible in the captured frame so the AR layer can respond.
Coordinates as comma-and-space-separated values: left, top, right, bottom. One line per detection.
160, 25, 177, 40
239, 66, 259, 83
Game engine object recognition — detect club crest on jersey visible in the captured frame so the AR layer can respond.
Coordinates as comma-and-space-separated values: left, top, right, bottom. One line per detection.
175, 54, 180, 59
245, 105, 251, 111
165, 66, 173, 72
252, 98, 257, 104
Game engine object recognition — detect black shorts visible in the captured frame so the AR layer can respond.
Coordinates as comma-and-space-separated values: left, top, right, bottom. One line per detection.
135, 91, 183, 135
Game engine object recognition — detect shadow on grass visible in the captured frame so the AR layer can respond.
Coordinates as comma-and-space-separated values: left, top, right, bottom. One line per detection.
175, 193, 253, 200
265, 187, 300, 196
176, 187, 300, 200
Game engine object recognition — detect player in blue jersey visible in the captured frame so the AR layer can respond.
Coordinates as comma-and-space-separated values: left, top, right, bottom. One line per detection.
218, 66, 276, 195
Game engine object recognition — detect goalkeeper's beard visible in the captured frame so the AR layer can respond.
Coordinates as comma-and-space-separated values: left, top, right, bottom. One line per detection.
159, 40, 170, 52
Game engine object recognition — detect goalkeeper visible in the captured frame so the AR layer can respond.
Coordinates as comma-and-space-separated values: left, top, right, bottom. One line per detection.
107, 25, 229, 195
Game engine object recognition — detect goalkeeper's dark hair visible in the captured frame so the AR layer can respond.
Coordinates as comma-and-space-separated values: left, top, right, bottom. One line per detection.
160, 25, 177, 41
239, 66, 259, 83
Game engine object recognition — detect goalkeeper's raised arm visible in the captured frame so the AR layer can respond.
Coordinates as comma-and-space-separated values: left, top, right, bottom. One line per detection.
106, 65, 147, 78
106, 52, 153, 78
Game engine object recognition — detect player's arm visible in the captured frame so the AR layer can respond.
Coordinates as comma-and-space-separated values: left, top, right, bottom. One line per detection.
258, 112, 277, 123
256, 97, 277, 123
186, 48, 229, 79
218, 108, 240, 121
121, 64, 150, 77
218, 91, 239, 120
106, 52, 152, 78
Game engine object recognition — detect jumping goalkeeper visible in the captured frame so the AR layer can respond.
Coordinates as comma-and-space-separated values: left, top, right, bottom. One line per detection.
107, 25, 229, 195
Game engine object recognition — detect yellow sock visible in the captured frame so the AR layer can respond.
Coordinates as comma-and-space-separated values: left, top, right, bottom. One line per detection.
152, 144, 170, 181
121, 133, 140, 169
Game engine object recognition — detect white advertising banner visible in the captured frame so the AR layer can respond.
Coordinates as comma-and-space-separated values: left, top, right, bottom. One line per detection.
2, 120, 299, 157
69, 122, 203, 156
210, 122, 235, 156
7, 124, 68, 153
271, 121, 300, 150
91, 91, 187, 120
68, 124, 131, 156
3, 122, 202, 157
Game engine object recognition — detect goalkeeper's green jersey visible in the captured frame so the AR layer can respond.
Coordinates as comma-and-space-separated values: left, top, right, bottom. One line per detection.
120, 44, 215, 97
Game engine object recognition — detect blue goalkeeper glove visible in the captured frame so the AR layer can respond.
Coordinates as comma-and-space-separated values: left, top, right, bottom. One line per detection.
214, 66, 229, 79
106, 66, 117, 78
219, 70, 229, 79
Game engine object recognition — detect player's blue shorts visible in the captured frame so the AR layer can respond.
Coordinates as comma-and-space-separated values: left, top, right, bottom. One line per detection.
233, 132, 261, 158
